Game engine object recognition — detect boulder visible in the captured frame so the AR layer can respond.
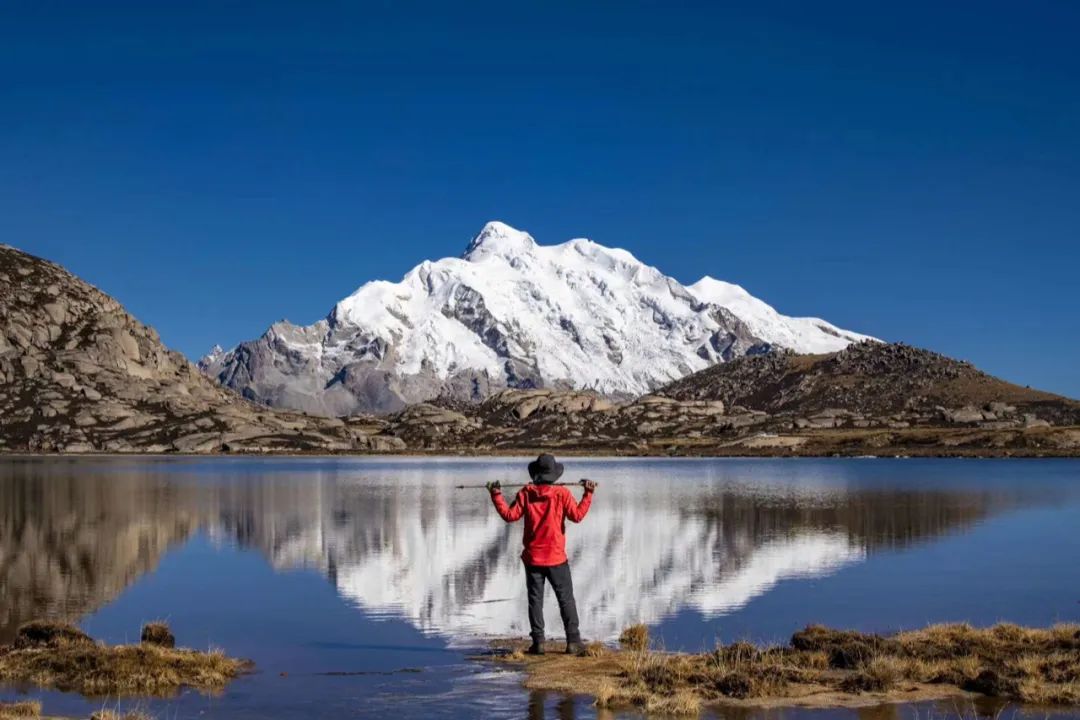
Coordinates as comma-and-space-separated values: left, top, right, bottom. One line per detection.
1023, 414, 1051, 429
941, 406, 984, 424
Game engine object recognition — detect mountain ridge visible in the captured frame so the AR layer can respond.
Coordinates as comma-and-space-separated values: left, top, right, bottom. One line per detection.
199, 221, 874, 415
4, 241, 1078, 458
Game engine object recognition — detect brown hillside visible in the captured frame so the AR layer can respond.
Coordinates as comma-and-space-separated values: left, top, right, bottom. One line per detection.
659, 342, 1080, 424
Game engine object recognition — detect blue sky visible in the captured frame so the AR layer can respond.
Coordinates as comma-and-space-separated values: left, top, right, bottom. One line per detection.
2, 1, 1078, 396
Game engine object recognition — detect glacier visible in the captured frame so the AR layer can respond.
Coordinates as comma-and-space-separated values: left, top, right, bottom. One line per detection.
200, 221, 875, 415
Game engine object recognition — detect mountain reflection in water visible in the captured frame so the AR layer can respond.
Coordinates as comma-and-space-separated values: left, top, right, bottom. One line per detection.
0, 458, 1043, 645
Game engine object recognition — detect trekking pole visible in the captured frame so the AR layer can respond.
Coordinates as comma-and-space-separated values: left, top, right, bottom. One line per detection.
454, 479, 598, 490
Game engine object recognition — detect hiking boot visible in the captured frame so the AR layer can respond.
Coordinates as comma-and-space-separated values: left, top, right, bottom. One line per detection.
565, 640, 586, 655
526, 640, 545, 655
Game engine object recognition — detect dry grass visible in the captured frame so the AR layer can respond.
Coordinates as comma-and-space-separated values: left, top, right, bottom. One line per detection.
139, 622, 174, 649
0, 700, 149, 720
487, 621, 1080, 716
0, 702, 42, 719
583, 641, 608, 658
0, 620, 250, 698
90, 711, 153, 720
618, 624, 649, 652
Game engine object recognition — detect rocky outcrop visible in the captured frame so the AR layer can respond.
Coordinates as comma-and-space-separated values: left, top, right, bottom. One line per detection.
383, 388, 732, 452
0, 245, 389, 453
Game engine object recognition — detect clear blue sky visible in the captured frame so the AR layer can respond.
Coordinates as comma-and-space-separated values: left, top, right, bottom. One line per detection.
2, 1, 1078, 397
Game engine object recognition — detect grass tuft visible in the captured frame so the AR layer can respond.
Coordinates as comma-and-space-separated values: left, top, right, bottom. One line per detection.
0, 620, 249, 698
618, 624, 649, 652
139, 622, 175, 649
583, 642, 607, 658
90, 711, 154, 720
0, 701, 42, 719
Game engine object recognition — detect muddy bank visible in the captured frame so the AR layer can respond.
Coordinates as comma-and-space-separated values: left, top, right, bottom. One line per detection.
0, 621, 249, 698
482, 622, 1080, 716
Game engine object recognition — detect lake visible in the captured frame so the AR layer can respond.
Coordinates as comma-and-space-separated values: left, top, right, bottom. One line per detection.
1, 456, 1078, 719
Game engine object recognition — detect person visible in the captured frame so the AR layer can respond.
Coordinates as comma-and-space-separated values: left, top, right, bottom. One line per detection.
487, 453, 596, 655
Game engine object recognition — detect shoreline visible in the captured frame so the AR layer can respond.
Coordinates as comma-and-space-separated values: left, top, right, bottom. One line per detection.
1, 446, 1079, 460
479, 623, 1080, 716
5, 423, 1080, 459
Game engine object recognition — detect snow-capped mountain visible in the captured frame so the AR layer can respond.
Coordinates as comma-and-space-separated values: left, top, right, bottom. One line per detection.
200, 222, 874, 415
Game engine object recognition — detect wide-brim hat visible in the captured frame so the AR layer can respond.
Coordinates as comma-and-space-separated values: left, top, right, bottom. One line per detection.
528, 453, 564, 484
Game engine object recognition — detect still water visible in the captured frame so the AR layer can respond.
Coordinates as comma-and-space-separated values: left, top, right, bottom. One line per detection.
1, 457, 1078, 719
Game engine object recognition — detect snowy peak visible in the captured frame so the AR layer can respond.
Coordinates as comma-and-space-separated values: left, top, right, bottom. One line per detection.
196, 344, 225, 371
690, 276, 754, 305
463, 220, 537, 260
201, 222, 875, 415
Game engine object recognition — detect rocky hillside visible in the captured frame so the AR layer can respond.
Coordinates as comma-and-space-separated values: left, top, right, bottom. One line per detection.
0, 245, 402, 453
374, 378, 1080, 457
659, 342, 1080, 428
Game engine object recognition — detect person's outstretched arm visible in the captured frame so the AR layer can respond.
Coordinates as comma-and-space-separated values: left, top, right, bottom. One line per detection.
564, 480, 596, 523
490, 484, 526, 522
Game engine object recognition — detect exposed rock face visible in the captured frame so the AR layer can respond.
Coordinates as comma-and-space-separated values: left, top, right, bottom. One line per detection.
0, 245, 388, 453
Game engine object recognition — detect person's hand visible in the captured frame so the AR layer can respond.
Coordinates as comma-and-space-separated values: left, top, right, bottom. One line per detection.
486, 480, 502, 495
580, 479, 597, 493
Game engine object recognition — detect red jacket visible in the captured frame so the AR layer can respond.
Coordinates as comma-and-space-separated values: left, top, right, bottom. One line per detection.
492, 483, 593, 566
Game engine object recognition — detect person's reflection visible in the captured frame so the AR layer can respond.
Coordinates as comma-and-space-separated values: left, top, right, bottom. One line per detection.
528, 690, 546, 720
856, 704, 901, 720
527, 690, 578, 720
555, 694, 576, 720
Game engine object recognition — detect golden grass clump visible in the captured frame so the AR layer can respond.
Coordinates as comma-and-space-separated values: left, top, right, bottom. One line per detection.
618, 624, 649, 652
488, 621, 1080, 716
140, 622, 175, 649
593, 678, 618, 708
0, 701, 42, 719
0, 620, 249, 698
583, 641, 607, 658
91, 712, 154, 720
839, 656, 905, 692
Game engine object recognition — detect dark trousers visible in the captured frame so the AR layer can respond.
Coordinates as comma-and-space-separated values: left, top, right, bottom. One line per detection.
525, 561, 581, 643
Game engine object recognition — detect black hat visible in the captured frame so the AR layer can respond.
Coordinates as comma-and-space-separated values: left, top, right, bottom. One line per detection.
528, 453, 564, 484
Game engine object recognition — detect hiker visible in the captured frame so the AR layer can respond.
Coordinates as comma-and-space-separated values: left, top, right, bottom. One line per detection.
487, 453, 596, 655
